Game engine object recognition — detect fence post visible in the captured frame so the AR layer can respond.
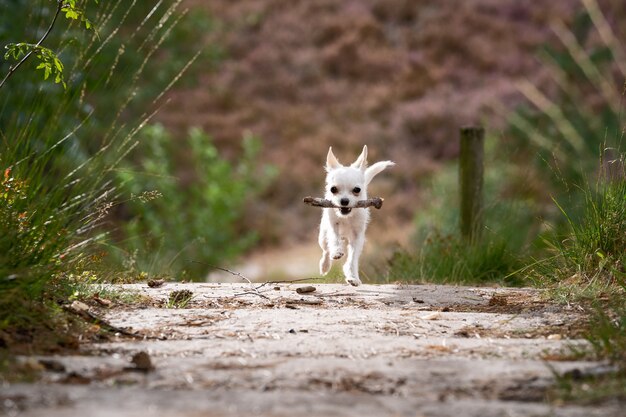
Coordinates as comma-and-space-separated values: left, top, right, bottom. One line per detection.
459, 126, 484, 242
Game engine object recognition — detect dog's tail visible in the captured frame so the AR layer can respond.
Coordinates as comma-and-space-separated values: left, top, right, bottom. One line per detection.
365, 161, 395, 185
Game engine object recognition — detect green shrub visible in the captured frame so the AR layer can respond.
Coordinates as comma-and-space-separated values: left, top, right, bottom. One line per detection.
0, 0, 209, 331
533, 151, 625, 288
114, 125, 276, 280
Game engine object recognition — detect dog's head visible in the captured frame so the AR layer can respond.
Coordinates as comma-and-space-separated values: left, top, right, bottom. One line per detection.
324, 145, 394, 217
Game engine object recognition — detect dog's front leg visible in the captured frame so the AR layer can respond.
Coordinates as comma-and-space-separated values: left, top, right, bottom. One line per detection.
325, 215, 345, 260
318, 214, 331, 275
319, 211, 344, 275
343, 233, 364, 286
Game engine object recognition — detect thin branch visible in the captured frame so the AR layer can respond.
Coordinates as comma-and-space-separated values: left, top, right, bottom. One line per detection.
189, 261, 326, 301
188, 261, 253, 284
233, 291, 270, 300
0, 0, 64, 89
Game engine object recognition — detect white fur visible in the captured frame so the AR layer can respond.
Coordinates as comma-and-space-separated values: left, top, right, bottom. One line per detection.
318, 145, 394, 286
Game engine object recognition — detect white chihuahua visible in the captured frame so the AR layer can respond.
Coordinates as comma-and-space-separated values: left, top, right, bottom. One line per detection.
318, 145, 394, 286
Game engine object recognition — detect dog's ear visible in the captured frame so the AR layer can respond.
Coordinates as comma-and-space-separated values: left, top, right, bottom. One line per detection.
364, 160, 395, 185
326, 147, 342, 171
351, 145, 368, 170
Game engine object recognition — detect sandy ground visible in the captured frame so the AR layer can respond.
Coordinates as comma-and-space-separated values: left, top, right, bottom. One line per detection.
2, 283, 621, 417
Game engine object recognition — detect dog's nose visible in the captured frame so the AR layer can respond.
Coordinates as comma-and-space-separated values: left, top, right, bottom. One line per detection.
340, 198, 350, 206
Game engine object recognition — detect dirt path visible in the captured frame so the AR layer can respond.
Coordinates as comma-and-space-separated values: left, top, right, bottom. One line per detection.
3, 283, 621, 417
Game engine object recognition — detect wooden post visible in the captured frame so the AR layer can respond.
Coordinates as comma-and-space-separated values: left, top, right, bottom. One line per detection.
459, 126, 484, 242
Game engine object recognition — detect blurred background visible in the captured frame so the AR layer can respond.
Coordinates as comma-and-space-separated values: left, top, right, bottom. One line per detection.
1, 0, 624, 286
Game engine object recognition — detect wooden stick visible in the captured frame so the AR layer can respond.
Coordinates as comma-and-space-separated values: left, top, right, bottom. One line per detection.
303, 196, 384, 210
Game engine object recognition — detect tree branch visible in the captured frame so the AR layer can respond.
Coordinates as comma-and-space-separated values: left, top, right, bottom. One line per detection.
0, 0, 64, 89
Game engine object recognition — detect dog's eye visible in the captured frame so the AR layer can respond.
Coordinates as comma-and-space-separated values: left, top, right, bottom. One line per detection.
330, 186, 338, 194
353, 187, 361, 194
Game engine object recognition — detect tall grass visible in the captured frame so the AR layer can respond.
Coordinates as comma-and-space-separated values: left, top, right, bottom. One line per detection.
505, 0, 624, 198
544, 150, 626, 404
388, 0, 625, 287
0, 0, 204, 334
387, 144, 537, 285
529, 150, 625, 293
554, 159, 625, 284
513, 1, 626, 399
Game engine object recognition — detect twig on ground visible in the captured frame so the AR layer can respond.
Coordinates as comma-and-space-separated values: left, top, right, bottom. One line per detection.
202, 263, 253, 284
303, 196, 384, 210
63, 301, 165, 340
254, 277, 325, 290
285, 299, 323, 306
233, 290, 271, 300
189, 260, 272, 300
189, 261, 330, 301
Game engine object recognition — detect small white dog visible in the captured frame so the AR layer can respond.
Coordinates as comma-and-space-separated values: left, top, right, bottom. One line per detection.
318, 145, 394, 286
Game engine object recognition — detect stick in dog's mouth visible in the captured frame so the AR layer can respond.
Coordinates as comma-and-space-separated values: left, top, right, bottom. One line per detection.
303, 196, 384, 210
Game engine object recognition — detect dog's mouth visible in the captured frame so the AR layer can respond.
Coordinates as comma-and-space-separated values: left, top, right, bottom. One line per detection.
339, 207, 352, 215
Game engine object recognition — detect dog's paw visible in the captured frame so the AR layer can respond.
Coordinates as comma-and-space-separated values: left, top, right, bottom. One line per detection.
345, 277, 362, 287
331, 250, 344, 260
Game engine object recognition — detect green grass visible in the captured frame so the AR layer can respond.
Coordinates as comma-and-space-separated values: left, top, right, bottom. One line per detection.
550, 370, 626, 406
388, 231, 525, 285
386, 140, 539, 286
539, 151, 626, 405
166, 289, 194, 309
549, 296, 626, 405
0, 0, 207, 348
528, 151, 625, 292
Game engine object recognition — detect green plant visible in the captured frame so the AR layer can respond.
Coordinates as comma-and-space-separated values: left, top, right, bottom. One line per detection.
0, 0, 97, 89
0, 0, 207, 339
387, 138, 537, 285
389, 231, 524, 285
531, 151, 625, 289
505, 0, 624, 195
114, 125, 276, 280
167, 289, 194, 308
535, 151, 626, 405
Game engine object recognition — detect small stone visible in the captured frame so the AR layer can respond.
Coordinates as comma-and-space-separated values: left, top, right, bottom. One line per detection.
131, 351, 154, 372
147, 279, 165, 288
295, 286, 316, 294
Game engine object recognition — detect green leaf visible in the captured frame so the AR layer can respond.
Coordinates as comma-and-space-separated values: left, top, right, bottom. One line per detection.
66, 10, 79, 20
53, 57, 64, 72
37, 62, 52, 80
